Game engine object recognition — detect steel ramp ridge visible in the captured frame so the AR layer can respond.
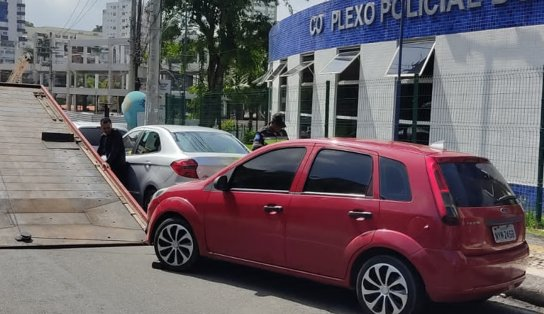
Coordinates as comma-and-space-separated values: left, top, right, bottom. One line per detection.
0, 84, 147, 248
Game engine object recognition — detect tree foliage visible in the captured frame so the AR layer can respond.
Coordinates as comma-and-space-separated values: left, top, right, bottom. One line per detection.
162, 0, 277, 92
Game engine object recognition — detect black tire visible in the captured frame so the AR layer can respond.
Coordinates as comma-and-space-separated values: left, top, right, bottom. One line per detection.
356, 255, 426, 314
153, 217, 199, 272
143, 187, 157, 212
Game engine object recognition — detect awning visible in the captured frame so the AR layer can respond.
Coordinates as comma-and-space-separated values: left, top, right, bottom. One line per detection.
252, 66, 274, 85
321, 51, 360, 74
386, 40, 435, 77
281, 61, 314, 77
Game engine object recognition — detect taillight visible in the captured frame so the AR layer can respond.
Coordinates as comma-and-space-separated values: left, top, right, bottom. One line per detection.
426, 158, 459, 225
170, 159, 199, 179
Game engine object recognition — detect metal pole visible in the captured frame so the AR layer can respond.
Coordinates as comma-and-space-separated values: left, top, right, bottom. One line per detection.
128, 0, 137, 91
537, 65, 544, 225
411, 74, 419, 143
325, 80, 330, 137
393, 0, 406, 141
181, 4, 189, 125
145, 0, 162, 125
49, 32, 53, 93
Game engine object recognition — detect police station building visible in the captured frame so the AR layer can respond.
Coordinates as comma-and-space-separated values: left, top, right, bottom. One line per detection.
265, 0, 544, 207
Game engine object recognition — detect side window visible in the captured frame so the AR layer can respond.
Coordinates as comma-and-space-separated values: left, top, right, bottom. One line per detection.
230, 148, 306, 191
379, 157, 412, 201
136, 131, 161, 154
123, 130, 142, 155
304, 149, 373, 196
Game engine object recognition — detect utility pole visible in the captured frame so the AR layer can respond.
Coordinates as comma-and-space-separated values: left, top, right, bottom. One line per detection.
135, 0, 143, 90
145, 0, 162, 125
128, 0, 137, 91
180, 5, 189, 125
393, 0, 406, 141
48, 32, 53, 93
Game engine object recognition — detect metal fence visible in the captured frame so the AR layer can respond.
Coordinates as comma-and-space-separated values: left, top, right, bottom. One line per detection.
165, 89, 270, 142
164, 67, 544, 221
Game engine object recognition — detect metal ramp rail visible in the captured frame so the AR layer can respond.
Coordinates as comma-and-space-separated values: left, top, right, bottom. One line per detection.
0, 84, 146, 247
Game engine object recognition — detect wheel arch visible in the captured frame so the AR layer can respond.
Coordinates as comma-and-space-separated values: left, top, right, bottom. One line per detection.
349, 247, 424, 290
347, 230, 427, 291
146, 197, 205, 254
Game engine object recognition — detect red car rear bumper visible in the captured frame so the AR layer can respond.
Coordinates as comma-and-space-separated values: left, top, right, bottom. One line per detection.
413, 241, 529, 302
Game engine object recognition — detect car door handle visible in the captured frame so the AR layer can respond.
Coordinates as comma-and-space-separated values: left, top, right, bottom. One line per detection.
348, 210, 373, 220
263, 205, 283, 214
145, 161, 151, 168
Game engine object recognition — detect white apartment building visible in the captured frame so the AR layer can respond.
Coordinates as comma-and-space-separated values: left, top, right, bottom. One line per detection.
0, 0, 26, 64
251, 1, 277, 22
102, 0, 132, 39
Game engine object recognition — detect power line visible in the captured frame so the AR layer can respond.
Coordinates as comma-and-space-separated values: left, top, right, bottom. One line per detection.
61, 0, 84, 30
62, 0, 100, 33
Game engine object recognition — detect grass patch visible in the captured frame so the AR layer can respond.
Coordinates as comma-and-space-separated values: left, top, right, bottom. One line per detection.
526, 211, 544, 236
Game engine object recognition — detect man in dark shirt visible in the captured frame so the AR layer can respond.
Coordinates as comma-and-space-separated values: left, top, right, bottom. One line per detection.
97, 117, 127, 184
252, 112, 289, 151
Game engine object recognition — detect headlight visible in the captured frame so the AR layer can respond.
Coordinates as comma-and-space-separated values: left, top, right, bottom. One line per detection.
152, 188, 167, 201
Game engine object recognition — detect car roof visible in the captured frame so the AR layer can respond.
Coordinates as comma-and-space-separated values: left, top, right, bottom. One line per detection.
129, 124, 232, 134
278, 138, 480, 158
72, 121, 128, 131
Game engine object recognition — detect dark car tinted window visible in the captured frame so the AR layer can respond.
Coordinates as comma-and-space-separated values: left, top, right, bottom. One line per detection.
230, 148, 306, 191
379, 157, 412, 201
304, 149, 373, 196
440, 162, 516, 207
123, 130, 142, 155
136, 131, 161, 154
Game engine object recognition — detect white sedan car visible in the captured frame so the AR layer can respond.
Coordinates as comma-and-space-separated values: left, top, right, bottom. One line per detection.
123, 125, 250, 209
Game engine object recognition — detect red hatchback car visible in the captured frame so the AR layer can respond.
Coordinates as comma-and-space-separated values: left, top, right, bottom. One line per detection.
146, 139, 529, 313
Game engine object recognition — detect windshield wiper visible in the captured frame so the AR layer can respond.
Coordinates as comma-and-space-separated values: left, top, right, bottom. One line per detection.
494, 194, 518, 205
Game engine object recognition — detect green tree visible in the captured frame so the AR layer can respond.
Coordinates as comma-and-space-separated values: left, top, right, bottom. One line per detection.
162, 0, 278, 92
92, 25, 103, 32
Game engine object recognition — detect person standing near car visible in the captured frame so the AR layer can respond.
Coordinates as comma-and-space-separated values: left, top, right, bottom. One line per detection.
252, 112, 289, 151
98, 117, 127, 184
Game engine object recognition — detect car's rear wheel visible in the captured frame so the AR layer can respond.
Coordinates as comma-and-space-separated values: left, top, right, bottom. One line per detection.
143, 187, 157, 212
356, 255, 426, 314
153, 217, 199, 272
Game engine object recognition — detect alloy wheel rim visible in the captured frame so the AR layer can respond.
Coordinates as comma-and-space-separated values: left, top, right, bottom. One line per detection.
157, 224, 194, 266
361, 263, 408, 314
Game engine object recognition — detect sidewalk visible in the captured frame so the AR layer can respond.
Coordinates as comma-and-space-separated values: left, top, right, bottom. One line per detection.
504, 232, 544, 307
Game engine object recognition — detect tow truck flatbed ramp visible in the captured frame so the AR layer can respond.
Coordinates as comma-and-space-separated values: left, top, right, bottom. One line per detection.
0, 84, 146, 247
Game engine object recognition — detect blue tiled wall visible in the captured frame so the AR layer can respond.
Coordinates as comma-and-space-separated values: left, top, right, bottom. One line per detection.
511, 183, 540, 213
270, 0, 544, 61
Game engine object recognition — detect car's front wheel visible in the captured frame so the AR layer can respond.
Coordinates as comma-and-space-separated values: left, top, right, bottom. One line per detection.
356, 255, 426, 314
153, 217, 199, 271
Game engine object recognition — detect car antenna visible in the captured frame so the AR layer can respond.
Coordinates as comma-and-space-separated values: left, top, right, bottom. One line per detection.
430, 140, 445, 150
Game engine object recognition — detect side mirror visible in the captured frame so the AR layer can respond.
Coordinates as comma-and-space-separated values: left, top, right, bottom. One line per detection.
213, 175, 230, 191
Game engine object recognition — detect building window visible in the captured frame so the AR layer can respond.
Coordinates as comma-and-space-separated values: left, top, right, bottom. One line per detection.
281, 57, 315, 138
299, 54, 314, 139
327, 47, 360, 138
386, 39, 435, 77
279, 60, 288, 112
387, 38, 435, 144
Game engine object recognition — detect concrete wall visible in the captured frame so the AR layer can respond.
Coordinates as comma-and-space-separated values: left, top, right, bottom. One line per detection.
431, 25, 544, 186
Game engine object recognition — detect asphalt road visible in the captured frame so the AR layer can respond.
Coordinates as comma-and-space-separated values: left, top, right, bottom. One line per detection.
0, 245, 541, 314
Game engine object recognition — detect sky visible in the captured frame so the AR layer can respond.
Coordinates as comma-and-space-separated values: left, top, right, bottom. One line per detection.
25, 0, 328, 31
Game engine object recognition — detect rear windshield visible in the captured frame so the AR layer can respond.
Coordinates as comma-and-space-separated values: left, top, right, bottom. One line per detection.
174, 131, 249, 154
439, 162, 517, 207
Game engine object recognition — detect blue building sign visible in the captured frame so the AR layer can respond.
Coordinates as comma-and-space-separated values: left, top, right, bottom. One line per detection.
270, 0, 544, 61
0, 2, 7, 23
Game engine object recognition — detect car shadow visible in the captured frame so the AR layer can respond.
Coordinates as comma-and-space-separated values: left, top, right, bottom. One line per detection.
152, 258, 539, 314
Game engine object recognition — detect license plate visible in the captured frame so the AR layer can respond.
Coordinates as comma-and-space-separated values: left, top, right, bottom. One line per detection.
492, 224, 516, 243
